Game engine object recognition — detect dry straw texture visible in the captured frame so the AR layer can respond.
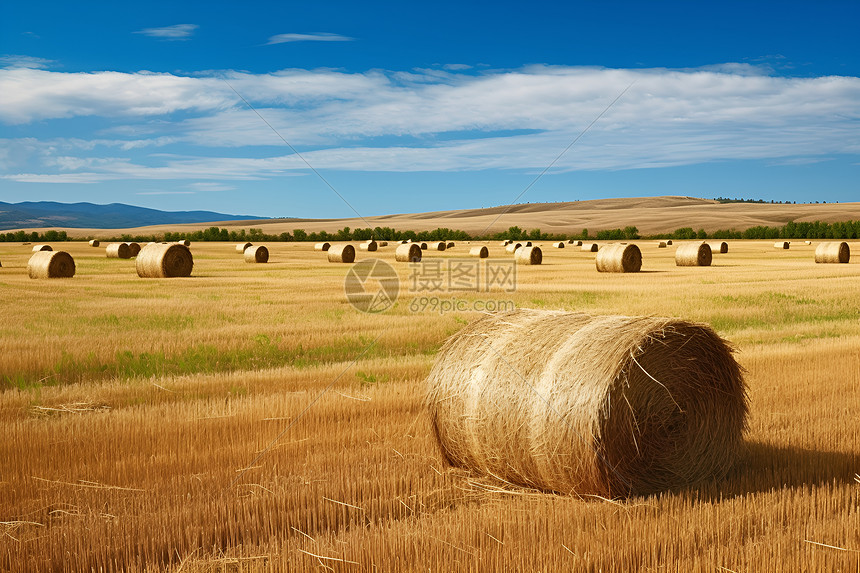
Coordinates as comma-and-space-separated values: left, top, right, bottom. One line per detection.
327, 244, 355, 263
88, 240, 100, 247
314, 242, 331, 251
708, 241, 729, 254
27, 251, 75, 279
815, 241, 850, 264
31, 244, 52, 252
237, 242, 253, 253
774, 241, 790, 249
581, 243, 599, 252
515, 245, 542, 265
552, 242, 565, 248
127, 242, 141, 256
105, 243, 132, 259
469, 246, 489, 258
675, 243, 712, 267
135, 243, 193, 278
596, 243, 642, 273
425, 309, 748, 497
505, 242, 523, 253
395, 243, 423, 262
360, 241, 378, 251
244, 245, 269, 263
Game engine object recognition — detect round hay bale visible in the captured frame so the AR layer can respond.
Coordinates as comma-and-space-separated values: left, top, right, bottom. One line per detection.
581, 243, 599, 252
469, 246, 489, 258
418, 242, 428, 250
379, 241, 389, 247
28, 251, 75, 279
675, 243, 712, 267
135, 243, 193, 278
515, 245, 542, 265
237, 242, 253, 253
666, 240, 673, 245
327, 244, 356, 263
395, 243, 422, 262
425, 309, 747, 497
596, 243, 642, 273
815, 241, 850, 264
552, 242, 565, 249
501, 240, 511, 246
359, 241, 378, 251
175, 239, 190, 247
774, 241, 790, 249
505, 242, 523, 254
127, 242, 141, 256
708, 241, 728, 254
244, 245, 269, 263
524, 241, 533, 247
426, 241, 446, 251
32, 244, 52, 252
804, 240, 812, 245
447, 242, 455, 248
105, 243, 132, 259
657, 241, 667, 248
314, 242, 331, 251
88, 239, 100, 247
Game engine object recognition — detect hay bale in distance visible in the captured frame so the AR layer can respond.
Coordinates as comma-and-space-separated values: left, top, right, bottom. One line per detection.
426, 241, 446, 251
581, 243, 599, 252
32, 244, 52, 252
395, 243, 422, 262
552, 242, 565, 249
596, 244, 642, 273
657, 241, 667, 248
399, 240, 411, 244
666, 240, 673, 245
675, 243, 712, 267
425, 309, 747, 497
804, 240, 812, 245
418, 242, 428, 250
469, 246, 489, 258
515, 245, 542, 265
314, 242, 331, 251
379, 241, 389, 247
244, 245, 269, 263
774, 241, 790, 249
88, 239, 100, 247
815, 241, 850, 264
105, 242, 132, 259
359, 241, 378, 251
237, 242, 253, 253
447, 242, 455, 249
505, 242, 523, 254
28, 251, 75, 279
136, 243, 193, 278
708, 241, 729, 254
501, 240, 511, 246
524, 241, 533, 247
127, 242, 141, 256
327, 244, 356, 263
175, 239, 190, 247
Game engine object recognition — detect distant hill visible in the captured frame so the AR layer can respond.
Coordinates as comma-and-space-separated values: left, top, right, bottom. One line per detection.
0, 201, 268, 230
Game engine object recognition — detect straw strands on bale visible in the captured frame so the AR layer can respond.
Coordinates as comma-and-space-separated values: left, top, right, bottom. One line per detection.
359, 241, 378, 251
552, 242, 565, 248
88, 240, 100, 247
469, 246, 489, 258
675, 243, 712, 267
515, 245, 542, 265
581, 243, 599, 252
395, 243, 422, 262
505, 242, 523, 254
32, 244, 52, 252
127, 242, 141, 256
28, 251, 76, 279
774, 241, 790, 249
105, 243, 132, 259
425, 309, 747, 497
135, 243, 193, 278
237, 242, 253, 253
815, 241, 850, 264
327, 244, 356, 263
314, 242, 331, 251
596, 243, 642, 273
244, 245, 269, 263
708, 241, 728, 254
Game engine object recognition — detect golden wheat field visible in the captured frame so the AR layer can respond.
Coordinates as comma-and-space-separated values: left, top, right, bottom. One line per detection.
0, 239, 858, 572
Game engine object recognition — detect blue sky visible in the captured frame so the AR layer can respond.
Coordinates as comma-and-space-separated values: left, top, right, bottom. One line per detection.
1, 0, 858, 218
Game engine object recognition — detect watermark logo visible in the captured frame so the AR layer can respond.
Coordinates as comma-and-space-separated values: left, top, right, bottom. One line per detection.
344, 259, 400, 313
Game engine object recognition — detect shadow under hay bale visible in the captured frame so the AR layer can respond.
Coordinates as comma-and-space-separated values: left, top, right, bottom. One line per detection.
136, 243, 193, 278
28, 251, 75, 279
596, 243, 641, 273
425, 309, 748, 497
469, 246, 489, 258
395, 243, 422, 262
237, 242, 253, 253
814, 241, 850, 263
244, 245, 269, 263
105, 243, 132, 259
675, 243, 712, 267
328, 244, 355, 263
515, 245, 542, 265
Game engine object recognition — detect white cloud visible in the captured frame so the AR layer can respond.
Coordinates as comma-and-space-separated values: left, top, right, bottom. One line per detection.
266, 33, 353, 45
0, 55, 54, 69
135, 24, 198, 40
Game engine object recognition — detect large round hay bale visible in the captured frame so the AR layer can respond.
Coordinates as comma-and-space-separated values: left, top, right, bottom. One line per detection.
237, 242, 253, 253
105, 243, 132, 259
88, 239, 100, 247
395, 243, 422, 262
244, 245, 269, 263
328, 244, 356, 263
675, 243, 712, 267
815, 241, 850, 264
774, 241, 790, 249
360, 241, 378, 251
515, 245, 542, 265
32, 244, 52, 252
127, 242, 141, 256
596, 243, 642, 273
28, 251, 75, 279
135, 243, 193, 278
469, 246, 489, 258
708, 241, 728, 254
581, 243, 599, 252
425, 309, 747, 497
505, 242, 523, 254
552, 242, 565, 249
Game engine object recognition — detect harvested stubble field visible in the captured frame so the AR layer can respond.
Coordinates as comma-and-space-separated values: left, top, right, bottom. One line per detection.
0, 240, 858, 572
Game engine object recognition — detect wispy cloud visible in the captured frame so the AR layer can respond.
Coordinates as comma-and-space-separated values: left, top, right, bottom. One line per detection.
136, 190, 196, 195
266, 32, 353, 45
135, 24, 198, 40
0, 55, 54, 69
